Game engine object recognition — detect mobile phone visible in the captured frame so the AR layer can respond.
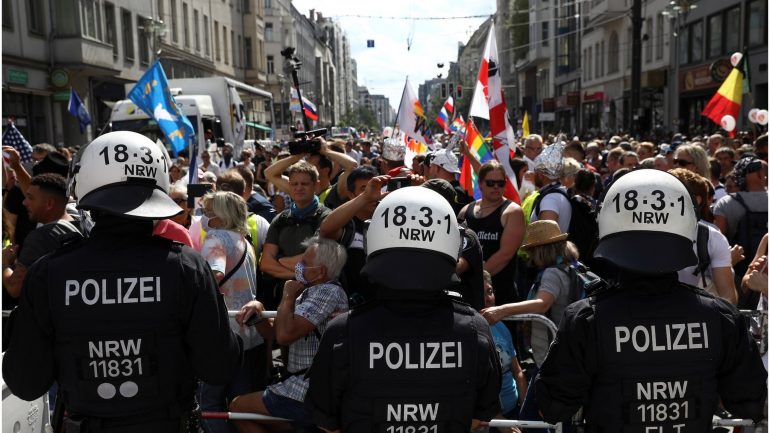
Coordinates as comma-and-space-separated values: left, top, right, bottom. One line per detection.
387, 176, 409, 191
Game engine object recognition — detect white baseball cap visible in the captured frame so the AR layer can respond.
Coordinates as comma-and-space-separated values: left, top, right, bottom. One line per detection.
430, 149, 461, 174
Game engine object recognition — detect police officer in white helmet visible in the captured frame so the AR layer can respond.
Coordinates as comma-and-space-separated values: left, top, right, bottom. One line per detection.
535, 169, 767, 432
3, 131, 243, 433
306, 183, 502, 432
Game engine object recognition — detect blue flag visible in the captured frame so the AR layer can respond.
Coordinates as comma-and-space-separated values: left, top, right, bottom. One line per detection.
127, 60, 195, 156
68, 88, 92, 134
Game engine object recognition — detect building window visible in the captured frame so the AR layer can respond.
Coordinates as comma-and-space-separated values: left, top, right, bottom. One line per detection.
3, 1, 13, 29
223, 26, 228, 64
105, 3, 117, 59
679, 25, 689, 64
170, 0, 178, 42
600, 40, 605, 76
245, 37, 253, 68
264, 0, 271, 9
690, 21, 703, 63
182, 3, 189, 48
609, 31, 619, 73
587, 46, 592, 80
645, 17, 653, 63
267, 54, 274, 74
747, 0, 766, 47
231, 30, 236, 66
237, 35, 242, 66
122, 9, 134, 61
656, 13, 664, 60
214, 20, 220, 60
707, 13, 722, 58
725, 8, 740, 53
27, 0, 45, 34
194, 9, 200, 51
82, 0, 104, 40
138, 16, 150, 65
204, 15, 210, 56
265, 23, 273, 42
542, 21, 549, 46
627, 27, 632, 68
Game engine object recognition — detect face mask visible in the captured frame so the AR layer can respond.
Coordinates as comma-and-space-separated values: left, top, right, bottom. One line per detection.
200, 215, 212, 232
295, 261, 310, 285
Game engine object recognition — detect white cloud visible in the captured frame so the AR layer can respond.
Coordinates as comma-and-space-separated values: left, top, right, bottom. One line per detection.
292, 0, 493, 112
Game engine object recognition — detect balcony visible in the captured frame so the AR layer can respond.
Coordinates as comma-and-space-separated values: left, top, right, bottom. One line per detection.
53, 36, 119, 73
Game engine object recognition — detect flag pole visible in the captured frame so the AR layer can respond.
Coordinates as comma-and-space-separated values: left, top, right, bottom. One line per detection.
392, 77, 408, 138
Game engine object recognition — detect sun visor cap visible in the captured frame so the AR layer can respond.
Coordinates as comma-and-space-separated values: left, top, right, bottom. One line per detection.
75, 131, 181, 219
595, 169, 697, 273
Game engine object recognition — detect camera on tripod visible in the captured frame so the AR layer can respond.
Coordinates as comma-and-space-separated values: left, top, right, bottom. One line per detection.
281, 46, 327, 154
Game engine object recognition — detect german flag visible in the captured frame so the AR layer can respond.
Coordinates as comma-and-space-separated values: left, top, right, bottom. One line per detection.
702, 53, 747, 137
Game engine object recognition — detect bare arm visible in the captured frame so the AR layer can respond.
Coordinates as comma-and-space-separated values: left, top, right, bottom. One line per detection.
511, 356, 528, 405
538, 210, 560, 223
3, 262, 27, 299
319, 176, 389, 240
322, 144, 358, 198
259, 243, 296, 280
264, 154, 303, 195
710, 266, 738, 305
2, 147, 31, 193
275, 280, 317, 345
480, 291, 556, 325
484, 203, 525, 276
459, 139, 482, 174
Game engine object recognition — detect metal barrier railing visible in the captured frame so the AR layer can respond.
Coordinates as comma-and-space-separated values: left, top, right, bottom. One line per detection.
501, 312, 558, 335
227, 310, 277, 319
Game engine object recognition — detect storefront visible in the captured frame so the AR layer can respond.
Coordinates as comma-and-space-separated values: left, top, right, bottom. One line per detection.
2, 66, 53, 145
678, 61, 725, 137
582, 91, 605, 134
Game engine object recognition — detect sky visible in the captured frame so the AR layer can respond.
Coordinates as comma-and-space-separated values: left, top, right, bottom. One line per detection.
292, 0, 494, 113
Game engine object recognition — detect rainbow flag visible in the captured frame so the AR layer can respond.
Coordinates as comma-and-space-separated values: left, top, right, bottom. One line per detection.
460, 118, 493, 199
404, 133, 428, 168
450, 115, 466, 138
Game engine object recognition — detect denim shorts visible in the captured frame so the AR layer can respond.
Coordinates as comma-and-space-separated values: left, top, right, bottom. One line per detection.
262, 387, 311, 427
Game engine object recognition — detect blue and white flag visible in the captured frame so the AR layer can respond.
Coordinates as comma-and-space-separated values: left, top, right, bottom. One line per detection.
68, 88, 92, 133
2, 121, 33, 163
127, 60, 195, 156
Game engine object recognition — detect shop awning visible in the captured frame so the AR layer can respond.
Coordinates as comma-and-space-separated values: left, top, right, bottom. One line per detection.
245, 121, 273, 132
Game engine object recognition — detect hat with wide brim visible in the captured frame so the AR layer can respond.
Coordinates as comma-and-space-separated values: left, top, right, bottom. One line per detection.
521, 220, 569, 249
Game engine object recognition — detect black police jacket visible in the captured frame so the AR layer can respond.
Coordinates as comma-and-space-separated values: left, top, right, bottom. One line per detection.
306, 292, 502, 432
2, 217, 243, 418
535, 273, 767, 432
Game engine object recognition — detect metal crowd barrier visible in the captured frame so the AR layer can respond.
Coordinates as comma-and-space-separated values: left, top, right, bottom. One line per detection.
501, 312, 558, 336
227, 310, 277, 319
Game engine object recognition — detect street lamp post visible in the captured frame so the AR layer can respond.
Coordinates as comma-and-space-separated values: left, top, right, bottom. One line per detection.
662, 0, 698, 134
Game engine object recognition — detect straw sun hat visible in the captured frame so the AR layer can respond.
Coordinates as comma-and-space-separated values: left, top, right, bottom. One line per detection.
521, 220, 569, 249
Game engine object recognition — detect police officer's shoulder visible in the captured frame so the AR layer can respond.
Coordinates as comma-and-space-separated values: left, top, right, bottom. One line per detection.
678, 281, 744, 316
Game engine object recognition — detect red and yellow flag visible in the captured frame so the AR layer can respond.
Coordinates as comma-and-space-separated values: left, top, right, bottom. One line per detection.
702, 55, 746, 137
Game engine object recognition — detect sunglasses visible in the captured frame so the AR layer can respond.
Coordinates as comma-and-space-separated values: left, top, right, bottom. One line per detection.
172, 197, 187, 204
485, 180, 506, 188
674, 159, 694, 167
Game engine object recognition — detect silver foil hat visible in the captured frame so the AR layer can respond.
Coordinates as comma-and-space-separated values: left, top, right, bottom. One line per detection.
382, 138, 406, 162
534, 140, 565, 180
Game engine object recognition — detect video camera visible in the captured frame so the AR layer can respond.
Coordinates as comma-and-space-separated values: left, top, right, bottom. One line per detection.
289, 128, 327, 155
187, 183, 213, 209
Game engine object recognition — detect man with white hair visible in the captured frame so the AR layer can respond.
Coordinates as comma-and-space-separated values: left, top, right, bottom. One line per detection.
230, 236, 349, 431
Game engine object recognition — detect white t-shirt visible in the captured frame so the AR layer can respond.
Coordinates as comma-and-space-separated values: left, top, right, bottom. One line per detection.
530, 185, 572, 233
677, 221, 732, 293
346, 149, 362, 164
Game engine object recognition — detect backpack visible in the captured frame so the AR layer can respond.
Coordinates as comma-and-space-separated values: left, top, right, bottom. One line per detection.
533, 184, 600, 261
529, 260, 606, 307
692, 222, 711, 288
730, 193, 768, 263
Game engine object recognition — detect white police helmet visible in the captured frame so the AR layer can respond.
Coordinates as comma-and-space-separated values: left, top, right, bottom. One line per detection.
74, 131, 182, 219
594, 169, 697, 273
362, 186, 462, 291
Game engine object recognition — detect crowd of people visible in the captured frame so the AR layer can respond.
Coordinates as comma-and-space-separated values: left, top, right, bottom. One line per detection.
1, 127, 768, 432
